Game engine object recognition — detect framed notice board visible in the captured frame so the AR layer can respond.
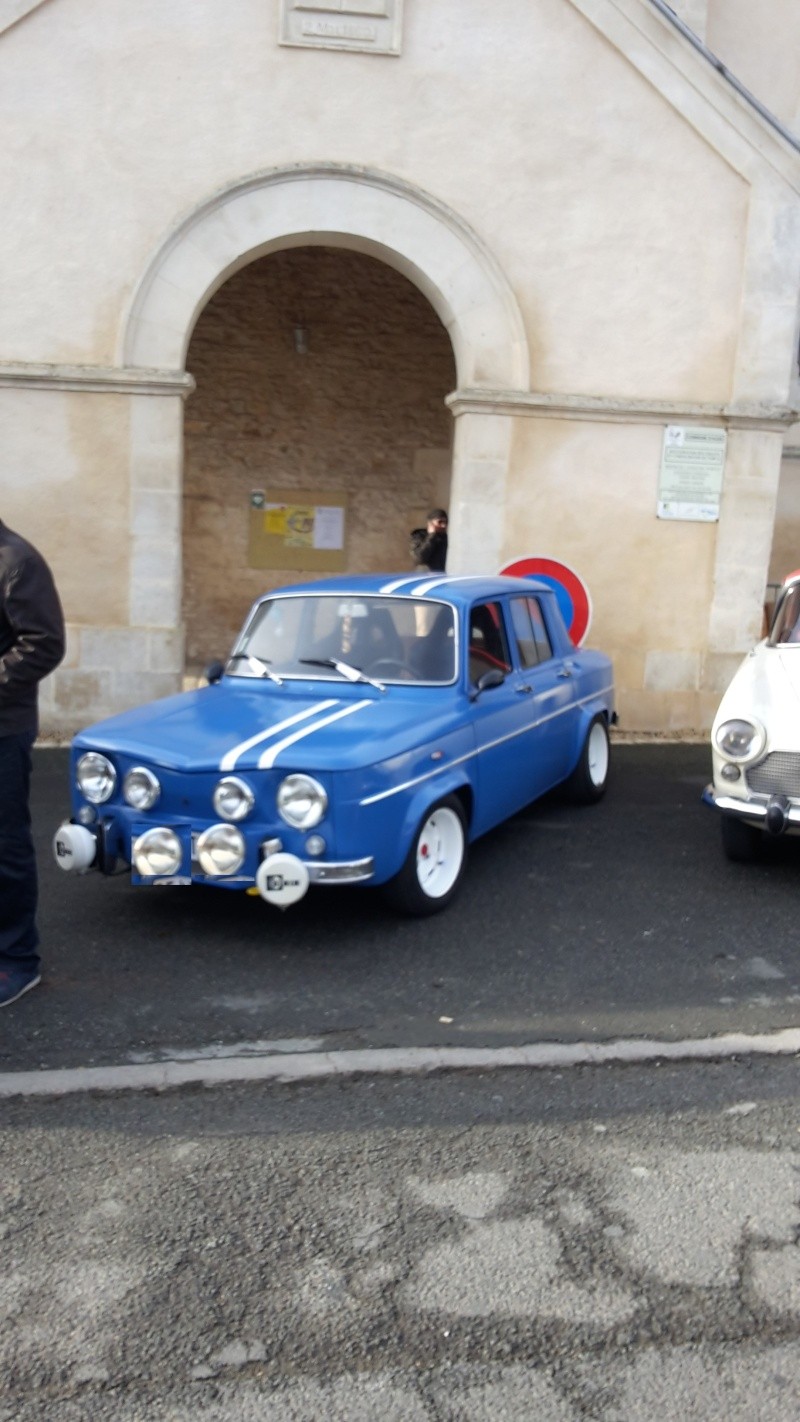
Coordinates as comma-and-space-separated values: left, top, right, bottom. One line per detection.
247, 489, 348, 572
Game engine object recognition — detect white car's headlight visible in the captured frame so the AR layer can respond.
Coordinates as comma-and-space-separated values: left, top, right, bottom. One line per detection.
715, 718, 766, 762
132, 827, 182, 877
123, 766, 161, 810
277, 774, 328, 829
196, 824, 246, 876
76, 752, 117, 805
213, 776, 255, 822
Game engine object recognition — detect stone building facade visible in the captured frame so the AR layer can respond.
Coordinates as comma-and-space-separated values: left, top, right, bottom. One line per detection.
1, 0, 800, 734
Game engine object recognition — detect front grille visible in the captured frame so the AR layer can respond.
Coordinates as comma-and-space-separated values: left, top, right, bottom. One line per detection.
746, 752, 800, 798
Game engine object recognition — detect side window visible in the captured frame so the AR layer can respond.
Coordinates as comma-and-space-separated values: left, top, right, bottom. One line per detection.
510, 598, 538, 668
527, 598, 553, 663
468, 601, 512, 682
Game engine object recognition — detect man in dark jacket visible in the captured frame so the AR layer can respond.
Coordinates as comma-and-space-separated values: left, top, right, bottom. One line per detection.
0, 520, 65, 1007
409, 508, 448, 573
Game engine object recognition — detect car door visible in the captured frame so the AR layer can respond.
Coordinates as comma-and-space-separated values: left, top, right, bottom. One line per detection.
467, 598, 542, 834
507, 594, 580, 792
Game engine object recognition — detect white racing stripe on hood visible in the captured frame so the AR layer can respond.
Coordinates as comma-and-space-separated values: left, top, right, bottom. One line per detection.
258, 699, 372, 769
220, 700, 339, 771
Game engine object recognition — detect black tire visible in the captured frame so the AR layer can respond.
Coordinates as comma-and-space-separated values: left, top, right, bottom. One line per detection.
565, 715, 610, 804
720, 814, 762, 863
384, 795, 468, 916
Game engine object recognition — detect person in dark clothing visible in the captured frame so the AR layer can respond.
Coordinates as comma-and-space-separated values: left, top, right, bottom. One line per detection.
0, 520, 65, 1007
410, 507, 448, 573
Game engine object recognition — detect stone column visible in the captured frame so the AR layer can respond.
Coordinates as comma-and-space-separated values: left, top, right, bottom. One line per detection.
446, 408, 515, 576
703, 180, 800, 694
703, 426, 786, 697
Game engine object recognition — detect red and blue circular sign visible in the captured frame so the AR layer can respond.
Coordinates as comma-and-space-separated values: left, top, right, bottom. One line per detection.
500, 556, 592, 646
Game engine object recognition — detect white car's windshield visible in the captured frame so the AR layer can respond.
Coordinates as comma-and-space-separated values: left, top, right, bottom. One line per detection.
770, 582, 800, 645
228, 596, 456, 684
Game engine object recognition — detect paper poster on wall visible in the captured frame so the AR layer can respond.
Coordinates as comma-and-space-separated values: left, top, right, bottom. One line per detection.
248, 490, 348, 571
657, 425, 726, 522
313, 505, 345, 550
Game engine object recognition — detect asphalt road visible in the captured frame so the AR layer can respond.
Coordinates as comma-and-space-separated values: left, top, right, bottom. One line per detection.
4, 742, 799, 1074
4, 1058, 800, 1420
5, 744, 800, 1421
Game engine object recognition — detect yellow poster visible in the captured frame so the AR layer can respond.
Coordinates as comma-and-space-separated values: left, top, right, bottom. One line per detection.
264, 506, 288, 536
284, 505, 315, 547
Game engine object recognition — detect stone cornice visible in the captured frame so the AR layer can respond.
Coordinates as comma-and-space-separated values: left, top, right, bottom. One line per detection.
570, 0, 800, 191
0, 362, 196, 397
0, 0, 50, 37
446, 388, 798, 432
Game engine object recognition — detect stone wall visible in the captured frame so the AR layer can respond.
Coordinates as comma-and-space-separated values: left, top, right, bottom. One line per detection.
183, 247, 455, 664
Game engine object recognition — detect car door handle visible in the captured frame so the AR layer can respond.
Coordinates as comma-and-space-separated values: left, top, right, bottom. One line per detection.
557, 666, 573, 679
515, 684, 532, 694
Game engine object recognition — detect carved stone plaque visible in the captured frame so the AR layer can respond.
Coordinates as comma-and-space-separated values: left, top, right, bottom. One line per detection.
280, 0, 403, 55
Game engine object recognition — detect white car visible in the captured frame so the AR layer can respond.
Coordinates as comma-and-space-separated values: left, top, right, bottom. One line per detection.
704, 572, 800, 860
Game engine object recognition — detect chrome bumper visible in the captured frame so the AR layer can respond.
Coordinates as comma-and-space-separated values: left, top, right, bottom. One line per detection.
306, 857, 374, 884
702, 784, 800, 830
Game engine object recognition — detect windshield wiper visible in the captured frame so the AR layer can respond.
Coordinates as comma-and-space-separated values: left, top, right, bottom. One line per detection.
226, 652, 283, 685
299, 658, 385, 691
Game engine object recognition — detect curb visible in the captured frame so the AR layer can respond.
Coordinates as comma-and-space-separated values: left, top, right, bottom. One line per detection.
2, 1029, 800, 1098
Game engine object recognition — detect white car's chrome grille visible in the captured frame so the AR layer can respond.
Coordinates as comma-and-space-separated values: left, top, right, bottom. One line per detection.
746, 753, 800, 798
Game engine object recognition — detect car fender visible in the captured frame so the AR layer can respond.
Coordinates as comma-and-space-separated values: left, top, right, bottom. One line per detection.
400, 773, 474, 836
567, 697, 611, 775
380, 771, 474, 881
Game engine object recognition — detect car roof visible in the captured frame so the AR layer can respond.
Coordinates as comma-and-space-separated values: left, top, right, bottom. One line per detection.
254, 573, 553, 608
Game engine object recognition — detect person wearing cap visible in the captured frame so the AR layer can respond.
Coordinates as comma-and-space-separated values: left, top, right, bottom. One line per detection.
0, 519, 65, 1008
409, 508, 448, 573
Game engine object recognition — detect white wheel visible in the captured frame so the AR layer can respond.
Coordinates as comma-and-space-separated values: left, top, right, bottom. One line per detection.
385, 796, 468, 915
586, 719, 609, 790
415, 805, 464, 899
566, 715, 610, 803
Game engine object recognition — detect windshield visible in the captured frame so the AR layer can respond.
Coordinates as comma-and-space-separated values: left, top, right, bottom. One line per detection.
770, 583, 800, 645
228, 595, 457, 684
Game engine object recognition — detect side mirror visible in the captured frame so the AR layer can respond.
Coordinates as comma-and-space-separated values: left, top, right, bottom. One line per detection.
470, 668, 505, 700
204, 660, 225, 685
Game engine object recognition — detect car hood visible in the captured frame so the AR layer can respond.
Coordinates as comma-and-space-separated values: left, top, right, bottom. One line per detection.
73, 680, 461, 773
714, 643, 800, 743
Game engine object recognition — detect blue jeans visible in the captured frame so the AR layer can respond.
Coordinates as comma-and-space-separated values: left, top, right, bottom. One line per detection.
0, 731, 39, 974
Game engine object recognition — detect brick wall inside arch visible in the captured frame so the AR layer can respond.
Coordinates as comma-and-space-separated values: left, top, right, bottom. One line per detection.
182, 246, 456, 664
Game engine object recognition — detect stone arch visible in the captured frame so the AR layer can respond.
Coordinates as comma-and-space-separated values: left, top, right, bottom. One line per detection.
122, 167, 529, 655
121, 163, 529, 391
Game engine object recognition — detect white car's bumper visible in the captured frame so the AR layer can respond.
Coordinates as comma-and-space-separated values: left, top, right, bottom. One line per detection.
703, 784, 800, 836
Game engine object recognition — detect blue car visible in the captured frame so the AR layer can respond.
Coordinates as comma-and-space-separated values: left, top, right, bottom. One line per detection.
53, 574, 615, 915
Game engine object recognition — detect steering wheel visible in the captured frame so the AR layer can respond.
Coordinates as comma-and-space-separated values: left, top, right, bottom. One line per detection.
367, 658, 418, 680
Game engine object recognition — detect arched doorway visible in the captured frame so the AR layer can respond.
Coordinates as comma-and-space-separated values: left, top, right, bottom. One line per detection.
121, 165, 529, 671
182, 245, 457, 664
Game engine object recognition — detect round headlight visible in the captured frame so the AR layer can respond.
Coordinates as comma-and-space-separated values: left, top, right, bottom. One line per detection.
715, 718, 766, 762
196, 824, 245, 876
132, 827, 182, 877
277, 774, 328, 829
123, 766, 161, 811
213, 775, 255, 822
76, 752, 117, 805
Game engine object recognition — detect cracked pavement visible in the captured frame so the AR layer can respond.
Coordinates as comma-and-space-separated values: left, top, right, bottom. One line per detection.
4, 1060, 800, 1419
